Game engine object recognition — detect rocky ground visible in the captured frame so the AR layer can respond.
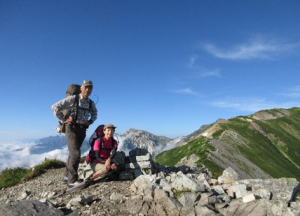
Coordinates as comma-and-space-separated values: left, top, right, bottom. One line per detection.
0, 167, 133, 215
1, 149, 300, 216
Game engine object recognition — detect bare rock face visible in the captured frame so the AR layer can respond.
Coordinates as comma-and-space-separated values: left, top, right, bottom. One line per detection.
119, 129, 172, 155
1, 150, 300, 216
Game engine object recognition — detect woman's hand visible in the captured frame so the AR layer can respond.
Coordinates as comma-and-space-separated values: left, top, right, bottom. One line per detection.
111, 164, 117, 170
105, 159, 111, 171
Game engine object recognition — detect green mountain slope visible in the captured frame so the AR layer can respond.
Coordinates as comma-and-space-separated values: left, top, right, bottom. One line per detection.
154, 107, 300, 180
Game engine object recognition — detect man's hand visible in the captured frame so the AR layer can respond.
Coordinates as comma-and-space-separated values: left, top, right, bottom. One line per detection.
64, 117, 73, 124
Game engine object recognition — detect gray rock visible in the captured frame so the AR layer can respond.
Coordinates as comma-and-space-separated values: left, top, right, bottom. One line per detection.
238, 178, 300, 202
125, 161, 152, 169
129, 148, 149, 157
162, 197, 182, 215
199, 192, 214, 205
66, 195, 93, 208
0, 200, 64, 216
178, 192, 197, 209
119, 170, 134, 180
110, 192, 123, 202
130, 153, 151, 162
197, 173, 210, 182
211, 185, 225, 195
218, 199, 268, 216
227, 183, 248, 198
153, 201, 167, 215
140, 201, 151, 215
171, 173, 206, 192
132, 174, 156, 188
17, 190, 30, 201
143, 185, 154, 201
126, 199, 144, 214
218, 167, 240, 184
154, 188, 169, 201
194, 202, 218, 216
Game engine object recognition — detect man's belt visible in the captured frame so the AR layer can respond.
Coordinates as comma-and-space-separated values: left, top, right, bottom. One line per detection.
67, 123, 88, 129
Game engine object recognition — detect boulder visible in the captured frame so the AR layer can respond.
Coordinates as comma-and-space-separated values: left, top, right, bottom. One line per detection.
218, 167, 240, 184
0, 200, 65, 216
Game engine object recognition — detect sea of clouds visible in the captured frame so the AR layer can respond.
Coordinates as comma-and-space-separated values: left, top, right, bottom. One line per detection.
0, 135, 130, 172
0, 134, 178, 172
0, 141, 69, 172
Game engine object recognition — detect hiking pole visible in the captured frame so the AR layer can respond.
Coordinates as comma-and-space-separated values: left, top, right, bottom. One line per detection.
53, 169, 109, 199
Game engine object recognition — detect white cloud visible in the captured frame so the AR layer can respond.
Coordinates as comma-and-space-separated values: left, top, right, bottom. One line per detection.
280, 86, 300, 98
187, 55, 222, 78
188, 55, 198, 68
199, 70, 222, 78
210, 97, 300, 112
172, 88, 198, 95
0, 141, 68, 172
203, 36, 299, 60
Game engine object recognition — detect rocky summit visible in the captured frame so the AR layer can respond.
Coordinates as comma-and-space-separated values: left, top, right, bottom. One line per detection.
0, 148, 300, 216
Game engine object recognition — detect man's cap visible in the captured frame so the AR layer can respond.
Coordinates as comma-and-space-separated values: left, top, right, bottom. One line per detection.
104, 124, 117, 130
82, 80, 93, 87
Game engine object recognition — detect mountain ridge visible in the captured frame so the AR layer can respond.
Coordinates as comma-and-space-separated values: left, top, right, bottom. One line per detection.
155, 107, 300, 180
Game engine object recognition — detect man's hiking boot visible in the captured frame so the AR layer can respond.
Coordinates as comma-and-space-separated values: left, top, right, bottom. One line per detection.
67, 181, 82, 188
61, 176, 68, 184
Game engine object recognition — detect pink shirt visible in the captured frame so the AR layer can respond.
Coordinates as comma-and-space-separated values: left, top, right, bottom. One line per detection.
86, 136, 118, 163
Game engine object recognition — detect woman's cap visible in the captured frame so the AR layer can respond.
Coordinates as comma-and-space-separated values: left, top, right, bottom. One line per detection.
104, 124, 117, 130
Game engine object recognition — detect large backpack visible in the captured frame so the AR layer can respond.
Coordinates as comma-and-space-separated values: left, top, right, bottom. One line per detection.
55, 84, 81, 133
87, 125, 115, 164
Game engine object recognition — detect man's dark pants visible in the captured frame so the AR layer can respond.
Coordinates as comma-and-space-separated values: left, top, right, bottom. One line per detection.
64, 125, 86, 184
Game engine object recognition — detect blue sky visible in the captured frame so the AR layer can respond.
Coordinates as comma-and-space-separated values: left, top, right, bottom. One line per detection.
1, 0, 300, 142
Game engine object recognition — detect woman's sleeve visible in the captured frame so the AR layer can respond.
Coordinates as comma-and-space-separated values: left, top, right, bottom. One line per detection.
93, 138, 101, 151
95, 151, 105, 163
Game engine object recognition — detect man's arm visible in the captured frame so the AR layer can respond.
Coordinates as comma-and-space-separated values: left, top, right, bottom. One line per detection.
51, 96, 76, 123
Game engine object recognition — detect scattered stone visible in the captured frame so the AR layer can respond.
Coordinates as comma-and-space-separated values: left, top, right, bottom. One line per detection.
242, 193, 255, 203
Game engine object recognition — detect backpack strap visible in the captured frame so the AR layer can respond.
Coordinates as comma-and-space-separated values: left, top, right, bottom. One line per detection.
73, 94, 80, 122
74, 96, 93, 123
65, 94, 79, 121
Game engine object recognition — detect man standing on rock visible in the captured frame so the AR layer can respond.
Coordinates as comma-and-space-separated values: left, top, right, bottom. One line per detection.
52, 80, 98, 188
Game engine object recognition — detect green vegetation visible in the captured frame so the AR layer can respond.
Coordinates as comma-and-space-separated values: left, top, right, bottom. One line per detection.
0, 158, 65, 189
80, 156, 87, 163
174, 188, 191, 197
23, 158, 65, 181
216, 107, 300, 179
154, 107, 300, 180
212, 129, 224, 140
154, 136, 223, 178
0, 167, 27, 189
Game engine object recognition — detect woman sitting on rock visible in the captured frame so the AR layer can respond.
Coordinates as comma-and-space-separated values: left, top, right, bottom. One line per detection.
84, 124, 119, 181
